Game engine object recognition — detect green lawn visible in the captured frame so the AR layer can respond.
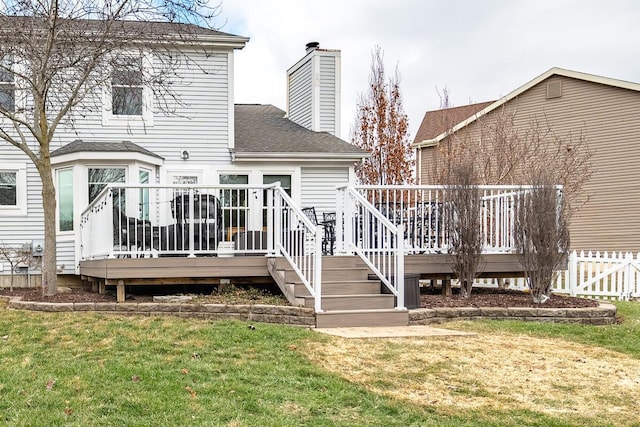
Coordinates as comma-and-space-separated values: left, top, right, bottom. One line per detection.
0, 299, 638, 426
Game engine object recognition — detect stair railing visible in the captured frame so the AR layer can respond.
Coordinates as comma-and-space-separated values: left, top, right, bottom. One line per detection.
337, 186, 405, 310
268, 184, 323, 312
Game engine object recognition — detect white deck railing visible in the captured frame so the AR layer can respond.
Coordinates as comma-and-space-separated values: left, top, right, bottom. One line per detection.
81, 184, 280, 259
337, 186, 405, 309
270, 185, 323, 312
80, 183, 324, 311
350, 185, 563, 254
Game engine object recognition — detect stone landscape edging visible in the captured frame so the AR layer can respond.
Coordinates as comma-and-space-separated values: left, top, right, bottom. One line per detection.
409, 302, 617, 326
1, 296, 316, 327
2, 296, 617, 326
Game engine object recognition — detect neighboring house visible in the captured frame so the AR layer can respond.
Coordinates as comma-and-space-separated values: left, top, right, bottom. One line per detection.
0, 19, 365, 278
413, 68, 640, 252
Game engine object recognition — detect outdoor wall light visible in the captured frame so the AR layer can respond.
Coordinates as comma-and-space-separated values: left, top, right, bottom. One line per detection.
181, 150, 189, 160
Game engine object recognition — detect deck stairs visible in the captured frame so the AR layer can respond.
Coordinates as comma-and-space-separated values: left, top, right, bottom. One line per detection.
268, 256, 409, 328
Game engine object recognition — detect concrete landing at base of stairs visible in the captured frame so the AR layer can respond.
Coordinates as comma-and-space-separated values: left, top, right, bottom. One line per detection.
314, 325, 478, 339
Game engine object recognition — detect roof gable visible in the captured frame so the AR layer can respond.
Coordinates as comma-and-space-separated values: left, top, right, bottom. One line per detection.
413, 101, 494, 145
413, 68, 640, 149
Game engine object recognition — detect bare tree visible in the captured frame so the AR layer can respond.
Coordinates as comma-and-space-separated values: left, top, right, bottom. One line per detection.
351, 45, 413, 185
0, 1, 220, 296
431, 106, 592, 213
514, 173, 570, 303
0, 242, 34, 291
445, 162, 484, 298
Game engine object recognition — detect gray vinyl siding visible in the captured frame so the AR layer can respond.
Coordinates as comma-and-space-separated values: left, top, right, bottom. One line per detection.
0, 47, 234, 272
0, 163, 44, 243
56, 239, 75, 274
287, 60, 313, 130
301, 166, 349, 216
49, 50, 232, 164
318, 55, 336, 134
420, 75, 640, 252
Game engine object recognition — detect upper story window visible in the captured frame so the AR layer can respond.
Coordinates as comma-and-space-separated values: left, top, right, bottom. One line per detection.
104, 52, 153, 126
0, 56, 15, 113
112, 57, 143, 116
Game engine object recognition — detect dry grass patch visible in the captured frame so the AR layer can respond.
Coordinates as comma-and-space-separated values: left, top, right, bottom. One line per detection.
302, 332, 640, 425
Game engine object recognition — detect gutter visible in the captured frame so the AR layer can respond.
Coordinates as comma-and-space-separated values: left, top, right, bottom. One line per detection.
233, 151, 370, 162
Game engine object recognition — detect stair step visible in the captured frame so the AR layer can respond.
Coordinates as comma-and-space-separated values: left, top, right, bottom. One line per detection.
305, 294, 395, 310
316, 309, 409, 328
284, 267, 370, 282
294, 280, 382, 297
320, 256, 363, 268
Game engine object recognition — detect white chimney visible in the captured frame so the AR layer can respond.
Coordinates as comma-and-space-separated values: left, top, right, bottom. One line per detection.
286, 42, 341, 137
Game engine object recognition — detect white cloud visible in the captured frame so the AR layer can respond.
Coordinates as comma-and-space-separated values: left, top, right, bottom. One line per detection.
219, 0, 640, 140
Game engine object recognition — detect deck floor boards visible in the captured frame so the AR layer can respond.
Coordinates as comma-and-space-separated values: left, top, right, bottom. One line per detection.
80, 253, 526, 282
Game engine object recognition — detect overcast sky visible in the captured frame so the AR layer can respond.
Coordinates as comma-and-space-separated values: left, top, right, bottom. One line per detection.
220, 0, 640, 140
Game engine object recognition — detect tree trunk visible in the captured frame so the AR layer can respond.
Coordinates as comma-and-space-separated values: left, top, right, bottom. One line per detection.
39, 162, 58, 296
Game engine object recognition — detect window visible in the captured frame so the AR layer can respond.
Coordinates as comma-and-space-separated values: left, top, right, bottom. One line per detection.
220, 174, 249, 231
88, 168, 126, 209
263, 175, 291, 196
111, 57, 143, 116
0, 56, 15, 112
139, 169, 150, 221
58, 169, 74, 232
263, 175, 292, 226
0, 171, 17, 205
171, 175, 198, 185
0, 164, 26, 215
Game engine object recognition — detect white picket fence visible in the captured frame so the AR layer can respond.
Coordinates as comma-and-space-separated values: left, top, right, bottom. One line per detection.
476, 251, 640, 301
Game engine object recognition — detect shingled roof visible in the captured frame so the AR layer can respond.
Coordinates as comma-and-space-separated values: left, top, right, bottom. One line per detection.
412, 101, 494, 146
51, 139, 163, 159
0, 16, 248, 47
234, 104, 367, 160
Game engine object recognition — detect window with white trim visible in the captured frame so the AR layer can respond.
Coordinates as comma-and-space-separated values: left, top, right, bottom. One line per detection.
88, 167, 126, 211
139, 169, 150, 221
104, 52, 153, 126
0, 164, 26, 215
220, 174, 249, 232
57, 168, 74, 232
0, 171, 17, 205
0, 55, 15, 112
112, 57, 143, 116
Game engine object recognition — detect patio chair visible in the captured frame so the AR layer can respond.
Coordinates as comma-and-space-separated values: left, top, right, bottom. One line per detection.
171, 193, 223, 252
301, 206, 319, 226
322, 212, 336, 255
112, 206, 153, 252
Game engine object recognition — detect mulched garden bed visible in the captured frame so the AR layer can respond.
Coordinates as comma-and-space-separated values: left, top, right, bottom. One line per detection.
1, 285, 600, 309
420, 287, 599, 308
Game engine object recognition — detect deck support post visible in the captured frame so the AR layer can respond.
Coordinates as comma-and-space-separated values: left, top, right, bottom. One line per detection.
117, 280, 125, 303
98, 281, 106, 295
442, 275, 452, 296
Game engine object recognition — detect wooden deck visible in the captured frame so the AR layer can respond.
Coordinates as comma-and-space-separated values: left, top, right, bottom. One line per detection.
79, 253, 525, 301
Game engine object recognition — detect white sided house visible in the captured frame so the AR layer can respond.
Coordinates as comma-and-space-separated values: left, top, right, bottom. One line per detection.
1, 20, 555, 326
0, 23, 365, 279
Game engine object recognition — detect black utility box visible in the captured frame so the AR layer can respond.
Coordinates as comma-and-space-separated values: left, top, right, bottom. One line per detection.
370, 273, 421, 309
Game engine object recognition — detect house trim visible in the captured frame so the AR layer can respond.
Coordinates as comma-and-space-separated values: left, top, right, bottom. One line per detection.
51, 150, 164, 166
233, 152, 367, 162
